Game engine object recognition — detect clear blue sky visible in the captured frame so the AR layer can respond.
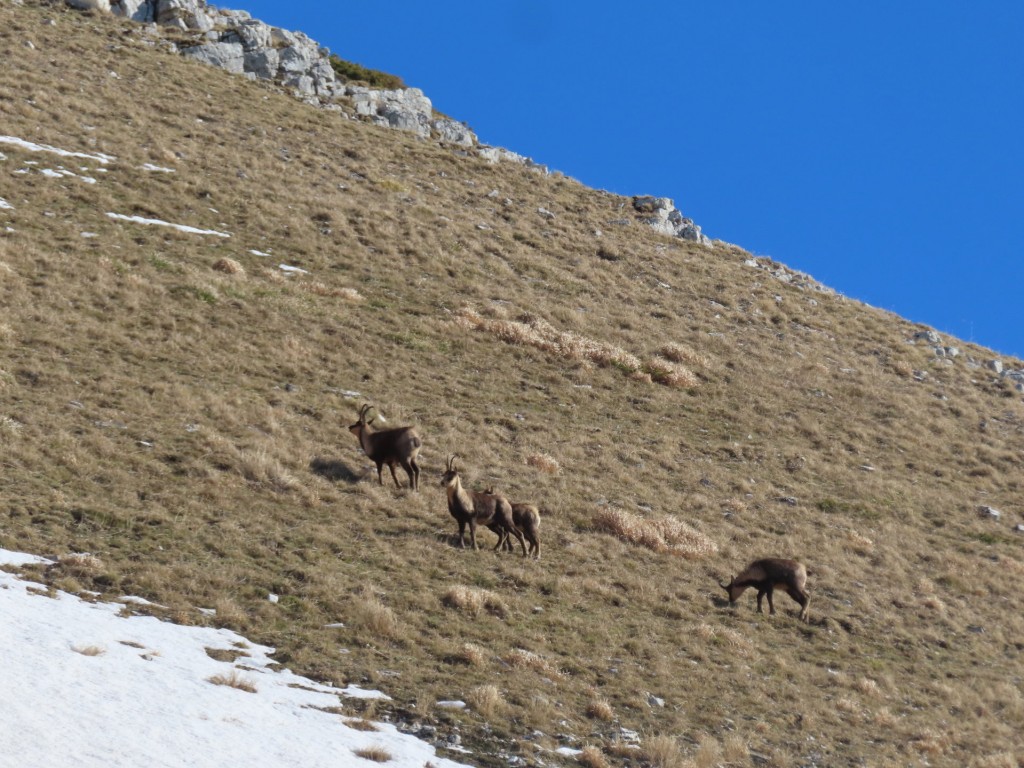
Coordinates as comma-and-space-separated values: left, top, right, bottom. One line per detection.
237, 1, 1024, 360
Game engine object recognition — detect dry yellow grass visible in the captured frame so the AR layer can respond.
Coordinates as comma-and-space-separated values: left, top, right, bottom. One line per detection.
2, 3, 1024, 765
591, 508, 718, 557
207, 670, 258, 693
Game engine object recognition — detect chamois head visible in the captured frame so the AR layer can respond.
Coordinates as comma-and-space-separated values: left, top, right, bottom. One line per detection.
440, 454, 460, 488
348, 403, 374, 436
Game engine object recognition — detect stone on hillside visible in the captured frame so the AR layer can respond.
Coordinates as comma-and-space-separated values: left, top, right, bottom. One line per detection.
66, 0, 111, 10
978, 505, 1001, 520
181, 41, 244, 74
433, 117, 476, 146
988, 359, 1004, 374
632, 195, 711, 245
154, 0, 214, 31
913, 330, 942, 345
112, 0, 153, 21
243, 48, 279, 80
222, 19, 273, 51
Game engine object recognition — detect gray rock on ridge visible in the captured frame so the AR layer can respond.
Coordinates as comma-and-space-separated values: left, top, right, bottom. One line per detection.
632, 196, 711, 246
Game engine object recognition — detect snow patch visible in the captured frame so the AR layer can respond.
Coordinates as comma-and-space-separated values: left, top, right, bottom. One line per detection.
106, 212, 232, 238
0, 548, 470, 768
0, 136, 115, 164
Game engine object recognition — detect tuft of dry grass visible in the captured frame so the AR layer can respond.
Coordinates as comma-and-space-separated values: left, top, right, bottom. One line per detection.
578, 745, 610, 768
441, 586, 509, 618
456, 642, 486, 667
71, 644, 106, 656
525, 451, 560, 474
591, 508, 718, 557
344, 718, 379, 732
644, 734, 685, 768
466, 684, 505, 720
353, 746, 391, 763
504, 648, 561, 679
585, 696, 614, 721
350, 594, 403, 641
207, 670, 257, 693
212, 257, 244, 276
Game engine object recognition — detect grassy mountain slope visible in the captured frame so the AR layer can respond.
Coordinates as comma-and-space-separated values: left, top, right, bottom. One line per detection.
2, 4, 1023, 767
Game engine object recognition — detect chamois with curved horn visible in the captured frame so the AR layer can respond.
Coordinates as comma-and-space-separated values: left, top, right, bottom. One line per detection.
719, 558, 810, 622
348, 403, 422, 491
440, 455, 527, 556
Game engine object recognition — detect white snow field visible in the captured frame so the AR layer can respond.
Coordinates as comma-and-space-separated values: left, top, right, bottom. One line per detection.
0, 550, 472, 768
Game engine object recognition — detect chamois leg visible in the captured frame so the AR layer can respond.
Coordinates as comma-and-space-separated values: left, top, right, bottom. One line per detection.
457, 520, 468, 549
409, 458, 420, 491
386, 461, 402, 488
756, 590, 766, 614
399, 458, 416, 491
766, 587, 776, 615
468, 519, 479, 550
510, 527, 528, 557
787, 587, 810, 622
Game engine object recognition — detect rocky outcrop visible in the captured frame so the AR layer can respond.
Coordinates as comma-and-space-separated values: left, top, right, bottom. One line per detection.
632, 196, 711, 246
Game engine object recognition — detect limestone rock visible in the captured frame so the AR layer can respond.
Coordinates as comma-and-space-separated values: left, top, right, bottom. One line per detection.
180, 41, 244, 74
632, 195, 711, 245
66, 0, 111, 10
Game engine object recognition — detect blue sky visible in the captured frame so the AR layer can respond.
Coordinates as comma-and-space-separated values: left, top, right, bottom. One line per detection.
237, 2, 1024, 360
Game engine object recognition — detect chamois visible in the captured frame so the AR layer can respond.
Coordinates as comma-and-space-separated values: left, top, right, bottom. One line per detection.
348, 403, 422, 491
719, 558, 810, 622
483, 488, 542, 559
440, 455, 527, 556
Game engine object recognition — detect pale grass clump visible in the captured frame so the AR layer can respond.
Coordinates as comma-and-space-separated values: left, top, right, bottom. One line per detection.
578, 745, 610, 768
892, 359, 914, 377
692, 734, 722, 768
236, 447, 301, 493
211, 257, 245, 276
504, 648, 561, 679
0, 323, 15, 344
644, 358, 700, 388
969, 752, 1020, 768
353, 746, 391, 763
855, 677, 883, 698
873, 707, 899, 727
643, 734, 685, 768
455, 307, 644, 376
844, 529, 874, 555
585, 696, 614, 721
457, 642, 486, 667
466, 684, 505, 719
72, 644, 106, 656
721, 734, 750, 763
302, 282, 365, 301
658, 342, 710, 369
0, 415, 23, 437
351, 594, 402, 640
910, 728, 952, 757
441, 585, 508, 618
592, 508, 718, 557
59, 552, 104, 576
344, 718, 379, 732
207, 670, 257, 693
525, 451, 560, 474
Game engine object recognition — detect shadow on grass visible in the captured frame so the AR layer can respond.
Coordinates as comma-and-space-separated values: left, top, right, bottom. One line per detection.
309, 457, 361, 483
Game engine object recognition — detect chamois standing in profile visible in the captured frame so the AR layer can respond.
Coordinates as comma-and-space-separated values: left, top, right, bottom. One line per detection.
720, 558, 810, 622
348, 403, 422, 491
440, 455, 527, 556
482, 487, 542, 559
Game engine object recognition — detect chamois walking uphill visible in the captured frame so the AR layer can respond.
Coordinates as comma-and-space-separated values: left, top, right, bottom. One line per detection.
440, 455, 528, 556
720, 558, 811, 622
348, 403, 422, 491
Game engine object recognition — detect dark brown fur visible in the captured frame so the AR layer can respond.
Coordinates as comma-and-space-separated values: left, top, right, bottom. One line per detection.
720, 558, 810, 622
440, 456, 527, 556
488, 499, 541, 559
348, 403, 422, 491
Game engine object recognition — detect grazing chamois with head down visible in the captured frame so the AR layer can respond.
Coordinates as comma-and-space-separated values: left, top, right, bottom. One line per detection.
720, 558, 810, 622
348, 403, 422, 491
440, 455, 527, 556
483, 487, 542, 559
